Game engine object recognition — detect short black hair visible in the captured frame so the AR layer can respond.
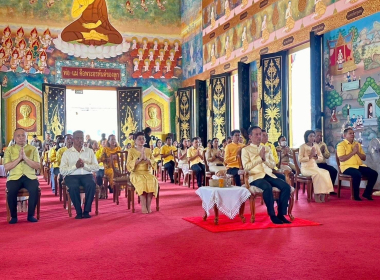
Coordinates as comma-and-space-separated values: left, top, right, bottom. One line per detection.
304, 130, 315, 143
192, 137, 198, 142
73, 130, 83, 137
230, 130, 240, 136
32, 134, 37, 138
248, 126, 261, 135
64, 134, 72, 139
343, 128, 353, 135
166, 136, 172, 141
134, 132, 145, 139
227, 137, 231, 140
261, 129, 267, 133
156, 139, 162, 146
278, 135, 285, 142
144, 127, 152, 134
222, 139, 227, 144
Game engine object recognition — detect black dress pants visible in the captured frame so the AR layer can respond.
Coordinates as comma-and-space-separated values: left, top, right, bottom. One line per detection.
317, 163, 338, 186
64, 174, 96, 215
343, 167, 378, 198
6, 176, 39, 218
227, 168, 241, 186
251, 175, 290, 217
191, 163, 205, 188
164, 160, 175, 182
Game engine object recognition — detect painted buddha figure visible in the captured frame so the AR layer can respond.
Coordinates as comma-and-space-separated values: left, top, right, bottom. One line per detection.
18, 104, 36, 128
146, 107, 161, 128
61, 0, 123, 46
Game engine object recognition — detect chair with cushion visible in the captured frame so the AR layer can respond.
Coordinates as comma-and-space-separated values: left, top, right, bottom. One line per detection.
237, 148, 295, 223
65, 182, 99, 217
291, 148, 314, 202
335, 151, 367, 200
6, 187, 41, 222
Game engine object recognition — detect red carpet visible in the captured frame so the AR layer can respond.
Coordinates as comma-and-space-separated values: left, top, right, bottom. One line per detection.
183, 212, 321, 232
1, 177, 380, 280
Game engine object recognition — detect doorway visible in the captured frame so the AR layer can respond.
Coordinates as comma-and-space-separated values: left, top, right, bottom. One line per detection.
289, 44, 311, 148
66, 89, 118, 141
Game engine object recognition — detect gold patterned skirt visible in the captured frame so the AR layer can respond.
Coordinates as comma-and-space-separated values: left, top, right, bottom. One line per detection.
130, 170, 159, 197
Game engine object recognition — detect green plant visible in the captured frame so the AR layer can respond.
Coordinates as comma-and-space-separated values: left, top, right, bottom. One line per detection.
342, 104, 349, 118
358, 77, 380, 107
364, 57, 373, 70
353, 49, 362, 64
349, 26, 359, 42
325, 90, 343, 110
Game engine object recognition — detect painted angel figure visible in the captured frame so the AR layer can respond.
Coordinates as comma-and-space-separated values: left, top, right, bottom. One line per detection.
39, 29, 52, 50
51, 108, 64, 137
122, 108, 138, 138
141, 0, 148, 12
126, 1, 134, 14
157, 0, 166, 11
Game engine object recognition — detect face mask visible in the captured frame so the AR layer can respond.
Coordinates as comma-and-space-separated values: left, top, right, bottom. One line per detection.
280, 141, 287, 147
59, 143, 64, 147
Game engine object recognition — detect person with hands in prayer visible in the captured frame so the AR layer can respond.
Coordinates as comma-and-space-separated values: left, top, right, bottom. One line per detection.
187, 137, 205, 188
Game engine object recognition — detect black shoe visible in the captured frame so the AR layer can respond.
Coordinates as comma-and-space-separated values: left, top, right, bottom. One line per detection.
170, 179, 175, 183
27, 216, 38, 222
83, 212, 91, 218
9, 217, 18, 224
75, 214, 82, 219
362, 193, 374, 200
270, 215, 283, 224
277, 215, 291, 224
354, 197, 362, 201
330, 191, 337, 195
108, 186, 113, 193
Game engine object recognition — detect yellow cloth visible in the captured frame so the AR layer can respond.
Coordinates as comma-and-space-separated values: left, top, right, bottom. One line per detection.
127, 148, 158, 197
123, 138, 135, 148
316, 141, 330, 164
263, 142, 279, 165
241, 144, 276, 183
337, 139, 366, 173
152, 147, 161, 162
56, 147, 68, 168
101, 146, 121, 187
298, 143, 334, 194
187, 146, 204, 167
4, 144, 40, 181
224, 142, 245, 169
95, 148, 104, 168
160, 145, 177, 165
48, 148, 60, 168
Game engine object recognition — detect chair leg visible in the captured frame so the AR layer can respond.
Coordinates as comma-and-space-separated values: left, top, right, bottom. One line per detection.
178, 169, 182, 186
63, 188, 67, 209
288, 192, 294, 221
192, 173, 195, 189
307, 181, 312, 202
95, 187, 99, 215
131, 187, 135, 213
338, 179, 341, 198
37, 189, 41, 220
156, 186, 160, 211
296, 181, 299, 201
6, 193, 10, 223
67, 190, 72, 217
127, 187, 131, 210
54, 175, 58, 196
350, 180, 354, 200
250, 196, 256, 223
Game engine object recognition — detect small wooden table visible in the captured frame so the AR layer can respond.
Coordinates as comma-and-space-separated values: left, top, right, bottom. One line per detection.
195, 186, 251, 225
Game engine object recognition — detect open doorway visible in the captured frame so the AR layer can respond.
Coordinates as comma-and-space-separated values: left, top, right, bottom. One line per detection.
66, 89, 118, 141
289, 44, 311, 148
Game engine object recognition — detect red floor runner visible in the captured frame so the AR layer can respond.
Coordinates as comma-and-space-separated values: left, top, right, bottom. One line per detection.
1, 177, 380, 280
183, 212, 321, 232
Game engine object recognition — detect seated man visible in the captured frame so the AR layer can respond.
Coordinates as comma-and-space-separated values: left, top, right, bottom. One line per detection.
160, 136, 177, 183
315, 129, 338, 195
187, 137, 205, 188
242, 126, 291, 224
60, 130, 99, 219
337, 128, 378, 201
48, 135, 64, 193
261, 129, 286, 181
224, 130, 245, 186
56, 134, 73, 197
4, 128, 40, 224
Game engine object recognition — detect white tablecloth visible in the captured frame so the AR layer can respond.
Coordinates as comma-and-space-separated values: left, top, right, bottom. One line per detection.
195, 187, 251, 219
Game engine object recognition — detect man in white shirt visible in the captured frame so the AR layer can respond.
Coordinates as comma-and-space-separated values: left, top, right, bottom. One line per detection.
60, 130, 99, 219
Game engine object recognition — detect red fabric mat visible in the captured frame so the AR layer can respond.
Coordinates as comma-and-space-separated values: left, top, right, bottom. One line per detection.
183, 212, 321, 233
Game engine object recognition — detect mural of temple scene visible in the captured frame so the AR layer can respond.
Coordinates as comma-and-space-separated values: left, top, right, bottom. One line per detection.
2, 1, 380, 279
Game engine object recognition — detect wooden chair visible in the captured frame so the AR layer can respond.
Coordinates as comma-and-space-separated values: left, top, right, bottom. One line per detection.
63, 180, 99, 217
335, 151, 367, 200
160, 155, 169, 182
237, 148, 295, 223
291, 148, 314, 202
203, 150, 215, 186
6, 187, 41, 222
174, 151, 179, 184
44, 160, 51, 184
111, 151, 130, 206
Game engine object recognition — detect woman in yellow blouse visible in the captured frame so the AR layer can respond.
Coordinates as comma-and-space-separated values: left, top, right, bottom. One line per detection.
178, 138, 190, 186
127, 132, 158, 214
152, 139, 163, 164
206, 138, 227, 174
101, 134, 121, 191
298, 130, 334, 202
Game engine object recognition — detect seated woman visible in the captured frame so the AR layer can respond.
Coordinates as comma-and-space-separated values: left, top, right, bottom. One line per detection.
206, 138, 227, 175
127, 132, 158, 214
100, 134, 121, 193
298, 130, 334, 203
177, 138, 190, 186
276, 135, 295, 172
152, 139, 162, 166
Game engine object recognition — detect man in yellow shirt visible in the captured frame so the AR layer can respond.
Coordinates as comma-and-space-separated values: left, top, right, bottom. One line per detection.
123, 133, 135, 150
242, 126, 291, 224
160, 136, 177, 183
315, 129, 338, 195
187, 137, 205, 188
337, 128, 378, 200
48, 135, 64, 193
4, 128, 40, 224
224, 130, 245, 186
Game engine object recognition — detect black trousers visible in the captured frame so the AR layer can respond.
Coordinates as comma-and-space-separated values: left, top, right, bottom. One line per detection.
274, 172, 285, 181
343, 167, 378, 198
96, 169, 104, 186
7, 176, 39, 218
251, 175, 290, 217
317, 163, 338, 186
227, 168, 241, 186
64, 174, 96, 215
164, 160, 175, 181
191, 163, 205, 188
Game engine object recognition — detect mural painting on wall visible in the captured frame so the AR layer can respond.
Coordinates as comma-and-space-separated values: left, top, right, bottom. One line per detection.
201, 0, 368, 71
323, 12, 380, 179
0, 0, 182, 94
250, 60, 259, 126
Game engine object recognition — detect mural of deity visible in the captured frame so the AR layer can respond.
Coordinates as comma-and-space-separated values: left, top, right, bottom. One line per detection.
210, 6, 216, 28
121, 106, 138, 140
39, 29, 52, 50
312, 0, 326, 20
284, 1, 295, 33
261, 15, 269, 44
225, 35, 232, 59
337, 49, 345, 70
126, 1, 134, 14
1, 26, 11, 47
241, 0, 248, 8
211, 43, 216, 65
242, 26, 248, 52
29, 28, 39, 49
10, 49, 20, 72
15, 27, 25, 46
61, 0, 123, 46
50, 105, 64, 137
225, 0, 231, 19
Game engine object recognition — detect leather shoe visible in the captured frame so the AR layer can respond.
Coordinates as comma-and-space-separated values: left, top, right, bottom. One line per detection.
354, 197, 362, 201
75, 214, 82, 219
330, 191, 337, 195
362, 194, 374, 200
9, 217, 18, 224
270, 215, 283, 224
27, 216, 38, 222
277, 215, 291, 224
83, 212, 91, 218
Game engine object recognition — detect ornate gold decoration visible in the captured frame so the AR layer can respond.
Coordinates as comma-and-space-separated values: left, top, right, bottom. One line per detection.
44, 85, 49, 124
121, 105, 138, 145
179, 90, 191, 139
257, 65, 263, 128
143, 98, 165, 134
175, 91, 180, 139
12, 95, 41, 136
212, 77, 226, 142
50, 105, 64, 137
